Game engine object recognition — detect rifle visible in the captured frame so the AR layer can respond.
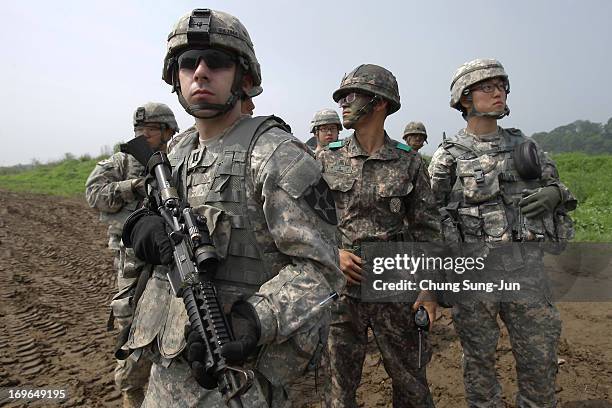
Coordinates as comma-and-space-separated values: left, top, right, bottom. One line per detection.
120, 137, 254, 407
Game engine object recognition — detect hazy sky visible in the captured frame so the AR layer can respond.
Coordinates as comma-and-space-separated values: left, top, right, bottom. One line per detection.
2, 0, 611, 166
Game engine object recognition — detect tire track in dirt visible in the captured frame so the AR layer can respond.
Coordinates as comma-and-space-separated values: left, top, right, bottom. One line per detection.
0, 189, 610, 407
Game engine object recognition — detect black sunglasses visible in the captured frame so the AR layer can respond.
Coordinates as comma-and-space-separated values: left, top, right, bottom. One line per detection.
177, 48, 236, 71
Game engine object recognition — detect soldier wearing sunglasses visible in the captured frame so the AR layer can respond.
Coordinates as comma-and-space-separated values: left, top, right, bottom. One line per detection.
119, 9, 343, 408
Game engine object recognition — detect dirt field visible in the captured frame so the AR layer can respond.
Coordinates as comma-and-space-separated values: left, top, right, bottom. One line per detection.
0, 189, 610, 407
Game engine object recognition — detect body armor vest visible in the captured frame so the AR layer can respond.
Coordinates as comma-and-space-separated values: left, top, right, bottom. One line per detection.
443, 129, 555, 243
169, 116, 292, 300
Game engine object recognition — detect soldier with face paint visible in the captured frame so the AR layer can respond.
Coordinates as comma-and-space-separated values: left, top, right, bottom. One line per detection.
317, 64, 441, 408
85, 102, 179, 408
429, 58, 576, 408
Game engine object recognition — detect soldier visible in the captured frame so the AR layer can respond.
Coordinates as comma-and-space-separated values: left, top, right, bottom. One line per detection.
317, 64, 441, 408
403, 121, 428, 152
428, 58, 576, 408
167, 97, 255, 153
85, 102, 179, 408
309, 108, 343, 153
118, 9, 343, 407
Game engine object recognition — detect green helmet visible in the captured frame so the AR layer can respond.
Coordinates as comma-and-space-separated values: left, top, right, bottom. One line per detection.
133, 102, 179, 133
332, 64, 401, 115
163, 9, 262, 118
450, 58, 510, 118
403, 121, 427, 140
310, 109, 342, 133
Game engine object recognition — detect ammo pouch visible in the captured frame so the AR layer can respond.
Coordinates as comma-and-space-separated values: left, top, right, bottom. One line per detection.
256, 311, 330, 387
456, 154, 500, 204
108, 280, 137, 331
458, 203, 511, 243
440, 205, 461, 243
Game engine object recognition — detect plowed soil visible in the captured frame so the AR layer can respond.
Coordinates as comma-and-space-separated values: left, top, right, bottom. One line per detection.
0, 190, 610, 407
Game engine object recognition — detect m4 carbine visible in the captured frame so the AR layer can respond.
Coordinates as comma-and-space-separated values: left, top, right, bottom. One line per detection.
120, 137, 253, 408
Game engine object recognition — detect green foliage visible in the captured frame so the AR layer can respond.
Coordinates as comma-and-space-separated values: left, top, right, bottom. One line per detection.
0, 151, 610, 241
0, 154, 106, 196
553, 153, 612, 242
532, 118, 612, 154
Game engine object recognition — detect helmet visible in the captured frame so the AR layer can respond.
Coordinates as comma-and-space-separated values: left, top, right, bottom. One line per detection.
310, 109, 342, 133
163, 9, 262, 118
333, 64, 401, 115
133, 102, 179, 132
403, 121, 427, 139
450, 58, 509, 115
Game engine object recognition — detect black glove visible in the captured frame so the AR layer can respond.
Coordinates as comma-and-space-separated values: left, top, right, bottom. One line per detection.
185, 302, 261, 388
519, 186, 562, 219
185, 326, 218, 389
130, 214, 173, 265
221, 301, 261, 364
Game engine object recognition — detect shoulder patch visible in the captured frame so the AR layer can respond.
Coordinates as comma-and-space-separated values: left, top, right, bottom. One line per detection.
303, 177, 338, 225
396, 142, 412, 152
328, 140, 344, 150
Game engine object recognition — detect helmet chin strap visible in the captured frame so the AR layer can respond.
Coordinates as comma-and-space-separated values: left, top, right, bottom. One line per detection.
346, 96, 377, 126
173, 63, 245, 120
462, 97, 510, 121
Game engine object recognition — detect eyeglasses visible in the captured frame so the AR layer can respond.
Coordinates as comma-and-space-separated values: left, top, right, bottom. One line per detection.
177, 48, 236, 71
471, 81, 509, 94
318, 125, 338, 134
135, 124, 162, 136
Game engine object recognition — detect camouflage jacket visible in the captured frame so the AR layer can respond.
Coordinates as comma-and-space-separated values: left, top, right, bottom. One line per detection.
317, 132, 441, 247
85, 151, 146, 243
428, 127, 577, 244
126, 116, 344, 386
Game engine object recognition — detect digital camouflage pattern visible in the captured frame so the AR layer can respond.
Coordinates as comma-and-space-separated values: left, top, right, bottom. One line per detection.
167, 124, 196, 154
85, 152, 152, 402
317, 133, 440, 407
163, 9, 263, 98
429, 125, 576, 408
332, 64, 401, 114
403, 121, 428, 139
318, 133, 441, 266
141, 358, 285, 408
133, 102, 180, 132
323, 298, 434, 408
428, 127, 576, 245
452, 298, 561, 408
127, 116, 344, 407
449, 58, 508, 111
310, 108, 342, 133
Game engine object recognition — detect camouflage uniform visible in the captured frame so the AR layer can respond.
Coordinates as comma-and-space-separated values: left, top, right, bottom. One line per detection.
403, 121, 428, 152
309, 108, 343, 153
85, 101, 178, 407
428, 59, 577, 408
120, 9, 344, 408
85, 150, 153, 400
168, 124, 195, 154
317, 64, 441, 408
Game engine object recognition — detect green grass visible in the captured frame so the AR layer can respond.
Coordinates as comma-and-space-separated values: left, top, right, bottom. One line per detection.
0, 155, 102, 197
553, 153, 612, 242
0, 152, 610, 241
